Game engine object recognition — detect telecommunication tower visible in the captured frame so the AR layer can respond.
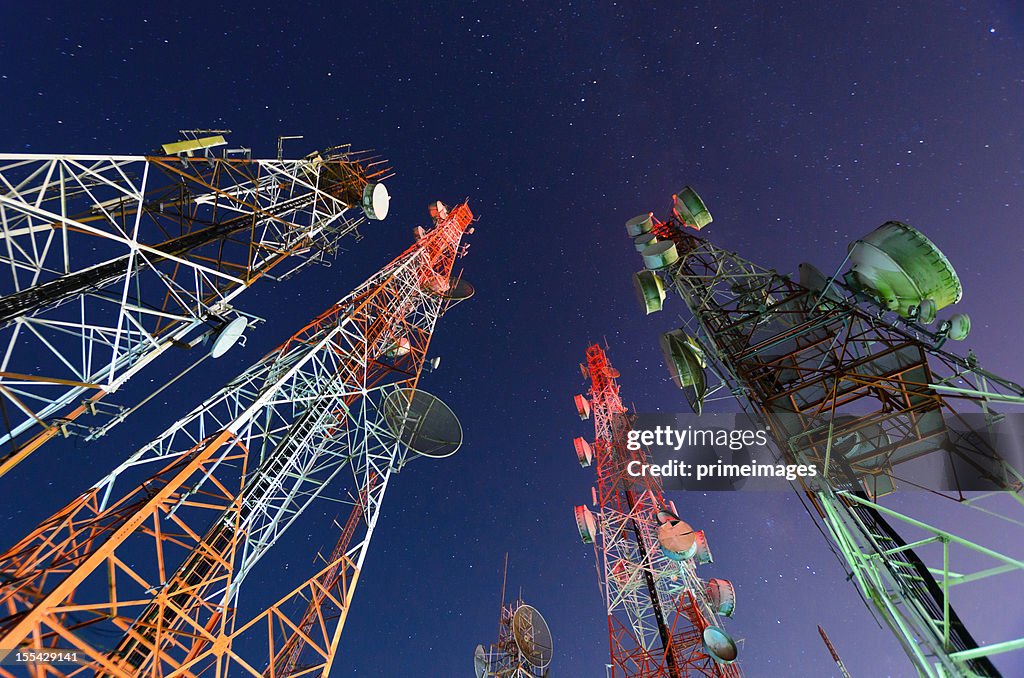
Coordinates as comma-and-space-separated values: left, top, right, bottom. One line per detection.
571, 344, 741, 677
474, 593, 554, 677
0, 199, 474, 676
0, 131, 392, 476
627, 187, 1024, 676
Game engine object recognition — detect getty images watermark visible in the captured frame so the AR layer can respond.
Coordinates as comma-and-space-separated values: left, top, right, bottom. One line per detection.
624, 424, 818, 484
622, 412, 1024, 492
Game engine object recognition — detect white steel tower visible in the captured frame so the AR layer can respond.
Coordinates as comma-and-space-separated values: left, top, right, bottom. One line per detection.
0, 199, 473, 676
0, 131, 392, 475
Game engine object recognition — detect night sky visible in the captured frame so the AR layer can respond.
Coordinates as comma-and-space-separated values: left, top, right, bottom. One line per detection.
2, 2, 1023, 676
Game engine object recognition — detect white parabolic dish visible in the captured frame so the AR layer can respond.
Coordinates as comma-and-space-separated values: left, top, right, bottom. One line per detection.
362, 182, 391, 220
210, 317, 247, 359
512, 604, 553, 669
473, 644, 488, 678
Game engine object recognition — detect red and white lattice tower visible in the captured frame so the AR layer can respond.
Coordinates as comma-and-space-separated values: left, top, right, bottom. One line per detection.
0, 199, 473, 676
572, 344, 741, 677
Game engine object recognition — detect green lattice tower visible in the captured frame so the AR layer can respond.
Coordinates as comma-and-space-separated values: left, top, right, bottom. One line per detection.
627, 192, 1024, 677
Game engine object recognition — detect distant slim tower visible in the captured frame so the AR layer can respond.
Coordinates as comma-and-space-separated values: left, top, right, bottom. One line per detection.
818, 625, 852, 678
0, 131, 392, 475
628, 187, 1024, 676
475, 597, 554, 677
0, 200, 474, 676
572, 344, 741, 677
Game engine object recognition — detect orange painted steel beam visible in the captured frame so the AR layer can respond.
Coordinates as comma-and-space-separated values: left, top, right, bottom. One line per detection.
0, 202, 473, 676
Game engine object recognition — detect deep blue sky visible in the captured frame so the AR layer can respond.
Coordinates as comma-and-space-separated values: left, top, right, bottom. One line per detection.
1, 2, 1022, 676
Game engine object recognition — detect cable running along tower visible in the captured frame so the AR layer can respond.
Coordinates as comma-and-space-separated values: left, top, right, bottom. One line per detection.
572, 345, 741, 677
0, 131, 392, 476
627, 186, 1024, 677
0, 199, 474, 676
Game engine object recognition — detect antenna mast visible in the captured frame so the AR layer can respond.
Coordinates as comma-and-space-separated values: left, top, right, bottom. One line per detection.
628, 185, 1024, 676
0, 201, 474, 675
475, 589, 554, 677
0, 133, 394, 475
571, 345, 741, 676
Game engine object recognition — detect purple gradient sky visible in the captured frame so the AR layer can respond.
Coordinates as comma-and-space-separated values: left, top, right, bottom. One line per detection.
1, 2, 1022, 676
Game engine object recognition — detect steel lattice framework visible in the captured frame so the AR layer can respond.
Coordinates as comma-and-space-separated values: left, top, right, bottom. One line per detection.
476, 598, 552, 678
0, 201, 473, 676
0, 138, 391, 476
575, 345, 740, 678
263, 474, 378, 678
639, 198, 1024, 677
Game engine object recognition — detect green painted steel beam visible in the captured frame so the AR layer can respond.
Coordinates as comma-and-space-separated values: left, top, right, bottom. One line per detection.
950, 637, 1024, 662
927, 383, 1024, 405
840, 492, 1024, 571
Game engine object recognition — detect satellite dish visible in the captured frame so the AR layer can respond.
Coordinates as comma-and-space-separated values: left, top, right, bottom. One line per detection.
659, 330, 708, 415
641, 241, 679, 270
361, 182, 390, 220
914, 298, 938, 325
798, 262, 842, 308
512, 604, 554, 670
706, 578, 737, 617
657, 509, 678, 525
473, 644, 489, 678
633, 270, 666, 315
693, 529, 713, 565
702, 626, 738, 664
798, 262, 828, 291
209, 316, 247, 359
942, 312, 971, 341
427, 356, 442, 371
574, 505, 597, 544
382, 388, 463, 458
848, 221, 961, 317
656, 516, 698, 561
633, 232, 658, 252
428, 200, 448, 221
573, 437, 593, 467
446, 278, 475, 300
573, 394, 591, 420
672, 186, 713, 230
425, 276, 475, 301
384, 337, 412, 358
625, 212, 654, 237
